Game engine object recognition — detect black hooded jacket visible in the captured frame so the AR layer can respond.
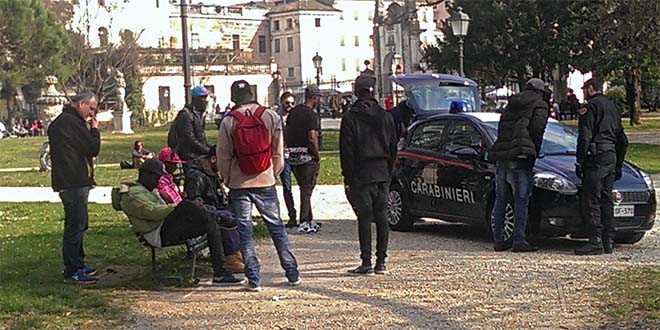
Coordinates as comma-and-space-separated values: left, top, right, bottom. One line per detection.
339, 97, 397, 186
489, 90, 549, 164
48, 104, 101, 191
169, 106, 210, 161
184, 156, 226, 208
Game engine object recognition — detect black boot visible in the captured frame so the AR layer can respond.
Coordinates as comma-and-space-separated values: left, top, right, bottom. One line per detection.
511, 241, 539, 253
493, 241, 512, 252
602, 240, 613, 254
574, 240, 604, 256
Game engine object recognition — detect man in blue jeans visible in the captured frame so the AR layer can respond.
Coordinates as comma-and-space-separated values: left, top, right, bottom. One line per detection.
489, 78, 550, 252
217, 80, 300, 292
49, 91, 101, 283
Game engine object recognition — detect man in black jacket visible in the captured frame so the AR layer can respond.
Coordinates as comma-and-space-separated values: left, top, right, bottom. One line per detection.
574, 78, 628, 255
49, 91, 101, 284
169, 85, 211, 169
340, 75, 397, 275
184, 147, 244, 272
489, 78, 550, 253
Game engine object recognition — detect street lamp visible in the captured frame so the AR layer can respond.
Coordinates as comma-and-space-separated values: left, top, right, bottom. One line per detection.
312, 52, 323, 151
448, 6, 470, 77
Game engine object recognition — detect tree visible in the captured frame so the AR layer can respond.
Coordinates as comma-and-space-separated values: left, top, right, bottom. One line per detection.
0, 0, 69, 121
562, 0, 660, 125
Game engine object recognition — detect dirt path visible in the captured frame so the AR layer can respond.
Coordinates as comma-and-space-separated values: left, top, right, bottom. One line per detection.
113, 207, 660, 329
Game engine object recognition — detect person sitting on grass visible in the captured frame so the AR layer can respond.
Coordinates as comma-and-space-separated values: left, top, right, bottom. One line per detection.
132, 140, 154, 169
114, 158, 244, 285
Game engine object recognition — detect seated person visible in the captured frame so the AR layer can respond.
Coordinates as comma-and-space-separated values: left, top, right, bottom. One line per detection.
156, 146, 186, 204
132, 140, 154, 169
184, 146, 244, 273
115, 158, 243, 285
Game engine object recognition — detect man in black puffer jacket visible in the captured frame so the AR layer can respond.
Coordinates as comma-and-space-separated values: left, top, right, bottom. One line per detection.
169, 86, 211, 170
340, 75, 398, 275
489, 78, 550, 253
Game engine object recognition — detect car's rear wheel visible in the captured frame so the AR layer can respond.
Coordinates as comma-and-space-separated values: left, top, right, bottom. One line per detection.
613, 232, 645, 244
387, 186, 414, 231
489, 200, 514, 242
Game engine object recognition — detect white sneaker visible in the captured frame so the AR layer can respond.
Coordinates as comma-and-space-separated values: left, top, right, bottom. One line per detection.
297, 222, 310, 234
309, 220, 320, 232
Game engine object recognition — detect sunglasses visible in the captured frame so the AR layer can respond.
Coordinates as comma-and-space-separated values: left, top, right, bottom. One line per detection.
285, 101, 295, 105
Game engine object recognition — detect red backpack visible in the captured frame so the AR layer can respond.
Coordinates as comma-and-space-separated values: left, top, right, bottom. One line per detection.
230, 106, 272, 175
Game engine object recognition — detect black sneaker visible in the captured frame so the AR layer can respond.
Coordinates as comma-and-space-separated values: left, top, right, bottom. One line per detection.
347, 265, 374, 276
493, 241, 512, 252
574, 242, 604, 256
374, 264, 388, 275
511, 241, 539, 253
212, 275, 246, 286
603, 241, 613, 254
285, 220, 298, 228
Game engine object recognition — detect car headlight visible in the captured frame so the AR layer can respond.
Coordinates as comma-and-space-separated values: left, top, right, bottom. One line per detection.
640, 170, 654, 191
533, 172, 578, 194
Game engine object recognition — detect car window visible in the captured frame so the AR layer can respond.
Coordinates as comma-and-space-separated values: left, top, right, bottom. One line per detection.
410, 85, 477, 112
408, 120, 448, 151
444, 120, 483, 153
483, 120, 577, 155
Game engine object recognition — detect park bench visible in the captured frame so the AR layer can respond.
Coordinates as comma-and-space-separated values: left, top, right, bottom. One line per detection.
135, 233, 209, 279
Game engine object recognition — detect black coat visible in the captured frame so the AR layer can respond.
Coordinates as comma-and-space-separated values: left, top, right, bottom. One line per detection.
577, 93, 628, 171
170, 106, 210, 161
489, 90, 549, 163
339, 97, 398, 186
184, 157, 226, 208
48, 105, 101, 191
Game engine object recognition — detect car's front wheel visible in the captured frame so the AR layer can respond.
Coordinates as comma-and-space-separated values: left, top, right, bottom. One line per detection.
489, 200, 514, 242
613, 232, 645, 244
387, 186, 414, 231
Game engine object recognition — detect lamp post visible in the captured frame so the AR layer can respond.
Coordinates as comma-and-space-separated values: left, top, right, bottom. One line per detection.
448, 6, 470, 77
179, 0, 192, 104
312, 52, 323, 151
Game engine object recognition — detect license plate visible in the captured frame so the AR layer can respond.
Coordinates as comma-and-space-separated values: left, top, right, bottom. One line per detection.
614, 205, 634, 217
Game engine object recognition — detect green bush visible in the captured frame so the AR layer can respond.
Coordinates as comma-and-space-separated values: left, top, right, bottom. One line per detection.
605, 85, 629, 115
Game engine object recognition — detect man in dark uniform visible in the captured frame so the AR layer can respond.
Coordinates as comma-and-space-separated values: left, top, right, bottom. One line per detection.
340, 75, 397, 275
574, 78, 628, 255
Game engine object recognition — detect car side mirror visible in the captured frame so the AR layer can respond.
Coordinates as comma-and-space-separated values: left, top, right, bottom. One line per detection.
452, 147, 479, 158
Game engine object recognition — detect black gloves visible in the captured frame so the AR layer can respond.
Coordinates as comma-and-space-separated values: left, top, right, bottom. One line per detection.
575, 163, 583, 180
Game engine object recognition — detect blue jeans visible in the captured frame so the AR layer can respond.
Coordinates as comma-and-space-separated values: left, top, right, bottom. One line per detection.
279, 160, 297, 221
493, 160, 533, 243
59, 186, 91, 276
229, 186, 299, 286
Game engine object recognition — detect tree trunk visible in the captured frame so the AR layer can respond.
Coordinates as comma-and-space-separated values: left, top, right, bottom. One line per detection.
624, 68, 642, 126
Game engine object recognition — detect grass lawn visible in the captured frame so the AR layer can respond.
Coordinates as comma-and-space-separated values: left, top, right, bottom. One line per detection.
604, 267, 660, 321
562, 117, 660, 131
0, 202, 268, 329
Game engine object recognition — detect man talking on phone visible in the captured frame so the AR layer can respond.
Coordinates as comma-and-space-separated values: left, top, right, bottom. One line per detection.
49, 91, 101, 284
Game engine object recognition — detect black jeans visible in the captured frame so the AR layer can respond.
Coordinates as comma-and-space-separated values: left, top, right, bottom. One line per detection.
291, 161, 319, 223
580, 152, 616, 244
347, 182, 390, 266
59, 186, 91, 276
160, 200, 229, 277
279, 160, 297, 221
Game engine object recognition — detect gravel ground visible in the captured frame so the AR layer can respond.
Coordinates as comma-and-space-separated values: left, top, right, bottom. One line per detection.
113, 176, 660, 330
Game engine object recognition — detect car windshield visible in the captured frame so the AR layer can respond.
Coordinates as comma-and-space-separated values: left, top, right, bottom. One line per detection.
410, 85, 477, 112
482, 120, 578, 155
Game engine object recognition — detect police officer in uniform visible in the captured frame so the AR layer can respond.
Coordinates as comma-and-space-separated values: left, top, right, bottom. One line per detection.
574, 78, 628, 255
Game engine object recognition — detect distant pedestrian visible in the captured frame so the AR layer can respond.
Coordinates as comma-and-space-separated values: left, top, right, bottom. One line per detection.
568, 88, 580, 120
131, 140, 154, 169
285, 86, 322, 234
217, 80, 300, 292
340, 75, 397, 275
278, 92, 298, 227
574, 78, 628, 255
488, 78, 550, 253
48, 91, 101, 284
168, 85, 211, 171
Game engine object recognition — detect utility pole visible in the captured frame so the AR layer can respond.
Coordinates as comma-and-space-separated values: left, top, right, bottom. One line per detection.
373, 0, 383, 101
180, 0, 192, 104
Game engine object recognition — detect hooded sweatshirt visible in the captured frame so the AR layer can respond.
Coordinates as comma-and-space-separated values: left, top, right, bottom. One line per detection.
488, 90, 549, 164
339, 97, 398, 186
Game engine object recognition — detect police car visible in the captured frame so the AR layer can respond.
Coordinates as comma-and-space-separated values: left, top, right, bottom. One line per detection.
387, 112, 656, 244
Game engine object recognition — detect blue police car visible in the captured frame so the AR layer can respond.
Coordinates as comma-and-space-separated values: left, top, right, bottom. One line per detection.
387, 112, 656, 244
